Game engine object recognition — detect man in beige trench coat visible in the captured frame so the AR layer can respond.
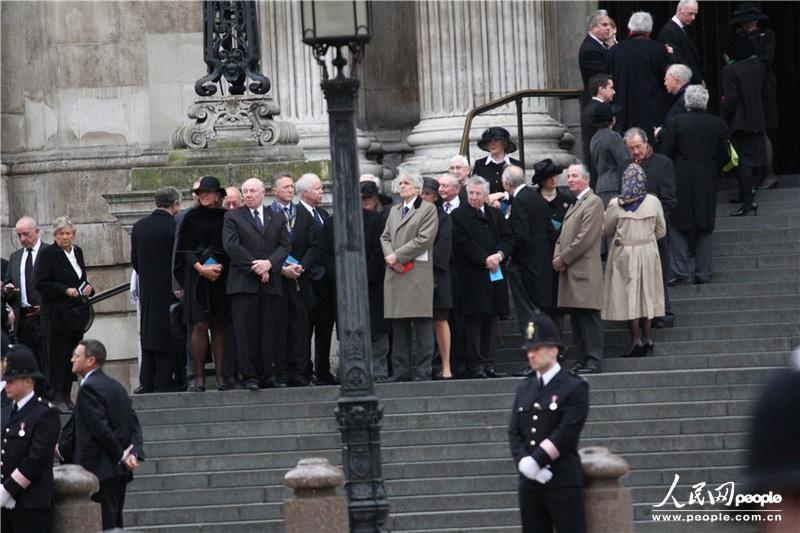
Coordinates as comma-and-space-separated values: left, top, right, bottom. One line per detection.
381, 165, 439, 381
553, 164, 605, 374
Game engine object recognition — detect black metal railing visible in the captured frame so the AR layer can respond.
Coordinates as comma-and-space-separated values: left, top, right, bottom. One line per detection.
459, 88, 582, 167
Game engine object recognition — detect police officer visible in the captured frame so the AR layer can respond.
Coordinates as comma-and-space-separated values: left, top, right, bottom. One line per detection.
508, 314, 590, 532
0, 345, 61, 533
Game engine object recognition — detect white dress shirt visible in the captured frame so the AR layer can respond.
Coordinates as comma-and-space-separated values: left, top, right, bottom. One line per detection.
64, 247, 82, 279
19, 239, 41, 307
14, 390, 36, 411
537, 362, 562, 386
442, 196, 460, 214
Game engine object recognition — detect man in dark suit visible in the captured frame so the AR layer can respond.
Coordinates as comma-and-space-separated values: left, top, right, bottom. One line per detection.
657, 0, 703, 84
295, 174, 339, 386
578, 10, 612, 107
223, 178, 291, 391
509, 314, 590, 533
656, 64, 692, 142
60, 339, 144, 531
579, 74, 614, 191
624, 128, 677, 328
2, 217, 47, 377
271, 174, 319, 387
1, 345, 61, 533
131, 187, 183, 393
451, 176, 513, 379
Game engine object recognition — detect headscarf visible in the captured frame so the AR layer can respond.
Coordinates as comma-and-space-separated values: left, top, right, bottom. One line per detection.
619, 163, 647, 212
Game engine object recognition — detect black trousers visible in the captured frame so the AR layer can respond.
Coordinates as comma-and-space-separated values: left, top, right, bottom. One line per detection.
518, 486, 586, 533
463, 313, 498, 373
569, 308, 603, 365
448, 309, 467, 377
92, 475, 128, 531
16, 312, 47, 376
274, 285, 309, 380
140, 349, 179, 392
231, 291, 281, 382
1, 508, 51, 533
41, 313, 80, 400
308, 278, 336, 378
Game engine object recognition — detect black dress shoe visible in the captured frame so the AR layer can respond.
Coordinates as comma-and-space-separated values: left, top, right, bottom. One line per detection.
385, 375, 410, 383
643, 341, 655, 357
620, 343, 645, 358
512, 366, 534, 377
288, 376, 312, 387
465, 370, 489, 379
569, 361, 585, 373
133, 386, 147, 394
245, 379, 260, 391
730, 203, 758, 217
651, 317, 674, 329
576, 362, 601, 374
313, 373, 341, 386
666, 275, 692, 287
483, 367, 507, 378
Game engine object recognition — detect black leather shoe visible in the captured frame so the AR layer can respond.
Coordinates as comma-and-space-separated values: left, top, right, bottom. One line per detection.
260, 377, 287, 389
667, 275, 692, 287
512, 366, 535, 377
576, 361, 601, 374
245, 379, 260, 391
483, 367, 507, 378
620, 343, 645, 358
730, 203, 758, 217
569, 361, 585, 373
651, 317, 675, 329
313, 373, 341, 386
465, 370, 489, 379
288, 376, 312, 387
133, 386, 147, 394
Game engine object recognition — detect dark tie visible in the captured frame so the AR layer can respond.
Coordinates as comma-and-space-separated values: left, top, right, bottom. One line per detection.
253, 210, 263, 231
402, 206, 409, 218
284, 206, 292, 219
11, 402, 18, 415
312, 208, 323, 229
538, 376, 544, 389
24, 248, 36, 306
444, 202, 451, 213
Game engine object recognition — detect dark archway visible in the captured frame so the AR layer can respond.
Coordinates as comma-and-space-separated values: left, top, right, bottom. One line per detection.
601, 1, 799, 174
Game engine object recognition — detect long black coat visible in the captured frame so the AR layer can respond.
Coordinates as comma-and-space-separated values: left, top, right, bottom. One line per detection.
664, 84, 688, 126
58, 369, 144, 482
721, 58, 767, 134
638, 153, 677, 219
578, 35, 609, 107
4, 243, 46, 322
660, 110, 728, 231
746, 27, 777, 130
1, 396, 60, 509
451, 204, 513, 316
364, 209, 388, 336
432, 206, 453, 311
657, 19, 703, 84
605, 36, 670, 137
580, 98, 603, 182
508, 186, 553, 310
272, 202, 320, 308
33, 243, 91, 317
473, 156, 524, 194
131, 209, 181, 351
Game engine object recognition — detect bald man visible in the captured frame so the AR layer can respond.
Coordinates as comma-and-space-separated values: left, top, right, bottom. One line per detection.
223, 187, 243, 210
3, 216, 48, 374
222, 178, 291, 390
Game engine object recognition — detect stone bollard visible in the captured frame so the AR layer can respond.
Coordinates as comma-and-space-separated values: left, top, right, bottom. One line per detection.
580, 446, 634, 533
284, 457, 349, 533
52, 464, 102, 533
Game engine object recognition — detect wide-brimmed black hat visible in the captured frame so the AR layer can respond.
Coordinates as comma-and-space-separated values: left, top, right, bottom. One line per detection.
422, 177, 440, 196
360, 181, 393, 206
477, 127, 517, 154
729, 2, 769, 25
521, 314, 566, 351
193, 176, 227, 197
3, 344, 45, 380
531, 158, 565, 185
725, 32, 757, 62
589, 102, 623, 122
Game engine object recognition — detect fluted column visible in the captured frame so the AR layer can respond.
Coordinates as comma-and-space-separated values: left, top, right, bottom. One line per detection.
404, 0, 574, 174
258, 1, 382, 176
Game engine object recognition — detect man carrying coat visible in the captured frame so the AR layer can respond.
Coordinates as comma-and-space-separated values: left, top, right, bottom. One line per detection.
509, 314, 590, 532
1, 345, 61, 533
553, 164, 605, 374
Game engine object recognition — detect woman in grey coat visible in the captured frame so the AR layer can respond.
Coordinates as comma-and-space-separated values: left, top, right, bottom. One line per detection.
589, 102, 631, 207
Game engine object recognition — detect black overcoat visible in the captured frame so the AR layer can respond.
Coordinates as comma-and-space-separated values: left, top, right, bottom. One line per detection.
432, 206, 453, 311
721, 58, 767, 134
508, 186, 553, 310
578, 35, 609, 107
473, 156, 524, 195
660, 110, 728, 231
638, 153, 677, 219
657, 19, 703, 84
131, 209, 180, 351
605, 36, 670, 136
450, 204, 513, 316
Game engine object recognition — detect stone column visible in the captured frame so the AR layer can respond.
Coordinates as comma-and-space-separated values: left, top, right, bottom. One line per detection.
258, 2, 382, 176
580, 446, 635, 533
404, 0, 575, 174
283, 457, 349, 533
52, 464, 102, 533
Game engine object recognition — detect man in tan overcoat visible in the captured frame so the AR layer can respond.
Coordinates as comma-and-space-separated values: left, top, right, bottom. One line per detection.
381, 165, 439, 381
553, 164, 605, 374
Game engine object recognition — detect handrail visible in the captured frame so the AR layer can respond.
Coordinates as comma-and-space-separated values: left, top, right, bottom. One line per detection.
459, 88, 582, 167
88, 282, 131, 305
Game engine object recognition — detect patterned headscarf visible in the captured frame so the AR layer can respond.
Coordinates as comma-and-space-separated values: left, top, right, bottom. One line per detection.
619, 163, 647, 212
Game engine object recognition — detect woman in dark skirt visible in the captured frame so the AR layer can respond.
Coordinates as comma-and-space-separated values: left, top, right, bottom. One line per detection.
533, 159, 575, 335
421, 177, 454, 379
174, 176, 229, 391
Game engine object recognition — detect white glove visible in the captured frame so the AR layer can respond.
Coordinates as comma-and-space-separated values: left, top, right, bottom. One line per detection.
0, 486, 16, 509
534, 467, 553, 484
518, 456, 541, 480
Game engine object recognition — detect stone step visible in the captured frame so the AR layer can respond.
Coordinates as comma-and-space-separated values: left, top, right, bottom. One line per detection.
669, 293, 799, 312
711, 240, 799, 256
715, 200, 800, 216
389, 508, 520, 531
125, 501, 281, 527
713, 213, 800, 231
716, 187, 800, 202
129, 521, 282, 533
710, 227, 799, 244
635, 520, 756, 533
667, 279, 798, 297
712, 267, 799, 283
712, 253, 799, 270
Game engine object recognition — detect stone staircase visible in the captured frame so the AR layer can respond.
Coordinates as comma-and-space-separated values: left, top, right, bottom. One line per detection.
124, 184, 799, 532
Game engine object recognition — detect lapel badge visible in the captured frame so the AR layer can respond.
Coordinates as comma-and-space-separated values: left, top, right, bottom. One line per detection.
533, 402, 541, 411
18, 422, 27, 437
549, 395, 558, 411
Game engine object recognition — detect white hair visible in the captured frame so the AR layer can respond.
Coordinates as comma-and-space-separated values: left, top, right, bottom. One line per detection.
501, 165, 526, 188
677, 0, 698, 12
394, 164, 423, 192
295, 173, 321, 195
667, 64, 692, 84
587, 9, 609, 31
569, 163, 590, 179
449, 154, 470, 167
466, 176, 490, 195
52, 216, 76, 235
627, 11, 653, 33
684, 85, 709, 111
359, 173, 380, 186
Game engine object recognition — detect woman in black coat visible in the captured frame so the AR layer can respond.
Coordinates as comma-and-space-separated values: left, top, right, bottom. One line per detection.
421, 178, 453, 379
174, 176, 229, 391
33, 216, 94, 411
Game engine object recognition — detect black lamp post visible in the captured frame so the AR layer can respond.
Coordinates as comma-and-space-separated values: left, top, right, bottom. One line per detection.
300, 2, 389, 531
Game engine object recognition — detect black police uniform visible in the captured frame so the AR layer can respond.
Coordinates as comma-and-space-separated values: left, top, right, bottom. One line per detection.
1, 348, 61, 533
508, 318, 590, 532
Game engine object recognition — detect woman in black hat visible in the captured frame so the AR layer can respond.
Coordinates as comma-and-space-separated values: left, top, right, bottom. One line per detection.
174, 176, 229, 391
472, 127, 523, 195
532, 159, 575, 334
